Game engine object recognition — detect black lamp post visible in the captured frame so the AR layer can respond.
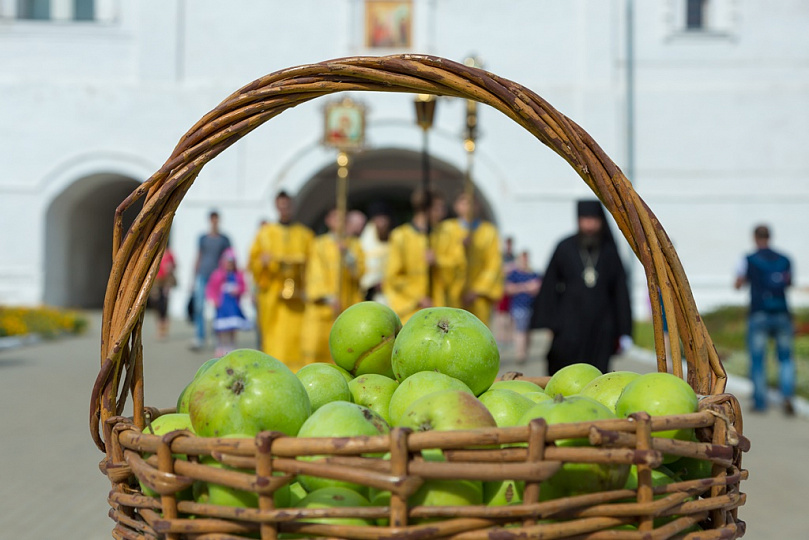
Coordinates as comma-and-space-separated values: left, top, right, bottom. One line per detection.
463, 56, 482, 224
414, 93, 437, 294
414, 93, 437, 216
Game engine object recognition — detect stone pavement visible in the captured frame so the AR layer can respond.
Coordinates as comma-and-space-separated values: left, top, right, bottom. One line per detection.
0, 311, 807, 539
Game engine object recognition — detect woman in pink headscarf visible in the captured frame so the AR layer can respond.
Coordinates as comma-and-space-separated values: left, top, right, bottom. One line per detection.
206, 247, 252, 356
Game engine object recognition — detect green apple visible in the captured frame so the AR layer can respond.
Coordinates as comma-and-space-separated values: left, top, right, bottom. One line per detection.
189, 349, 311, 437
296, 402, 390, 494
370, 490, 391, 526
667, 456, 712, 481
294, 486, 374, 527
288, 482, 308, 507
523, 391, 553, 404
139, 413, 196, 499
348, 374, 399, 424
296, 363, 352, 411
329, 301, 402, 378
537, 481, 566, 502
410, 477, 483, 512
142, 412, 195, 439
387, 371, 473, 426
483, 479, 523, 506
623, 465, 680, 493
622, 465, 685, 526
488, 380, 545, 395
477, 389, 536, 427
332, 364, 355, 385
544, 363, 603, 397
518, 395, 629, 496
578, 371, 640, 413
177, 357, 221, 413
614, 372, 699, 442
193, 444, 290, 509
368, 453, 485, 521
409, 450, 483, 522
391, 307, 500, 395
398, 390, 496, 432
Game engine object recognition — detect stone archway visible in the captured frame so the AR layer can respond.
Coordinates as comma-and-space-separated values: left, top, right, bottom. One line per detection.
43, 174, 141, 308
294, 147, 495, 232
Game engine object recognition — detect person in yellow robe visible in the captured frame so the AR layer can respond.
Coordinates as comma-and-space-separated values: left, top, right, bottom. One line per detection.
446, 192, 504, 327
248, 191, 314, 370
383, 189, 466, 323
302, 208, 366, 365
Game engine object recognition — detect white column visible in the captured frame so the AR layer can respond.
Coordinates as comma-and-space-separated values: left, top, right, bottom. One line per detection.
51, 0, 73, 21
0, 0, 18, 18
96, 0, 119, 22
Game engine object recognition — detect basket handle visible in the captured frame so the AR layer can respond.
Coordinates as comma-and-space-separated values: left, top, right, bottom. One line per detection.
90, 54, 726, 453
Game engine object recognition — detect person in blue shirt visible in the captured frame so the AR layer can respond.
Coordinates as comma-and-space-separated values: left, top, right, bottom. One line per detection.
505, 250, 542, 364
190, 211, 231, 351
734, 224, 795, 416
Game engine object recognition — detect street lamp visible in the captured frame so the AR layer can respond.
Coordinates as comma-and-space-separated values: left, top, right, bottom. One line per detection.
413, 93, 437, 211
414, 93, 437, 294
463, 56, 482, 223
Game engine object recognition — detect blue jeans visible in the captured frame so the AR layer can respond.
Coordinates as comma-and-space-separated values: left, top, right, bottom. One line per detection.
747, 311, 795, 410
193, 274, 208, 343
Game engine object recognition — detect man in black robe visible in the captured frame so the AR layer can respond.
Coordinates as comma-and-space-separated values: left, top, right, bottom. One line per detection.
530, 200, 633, 374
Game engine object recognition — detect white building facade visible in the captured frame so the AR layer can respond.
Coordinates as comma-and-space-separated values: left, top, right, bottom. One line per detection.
2, 0, 808, 319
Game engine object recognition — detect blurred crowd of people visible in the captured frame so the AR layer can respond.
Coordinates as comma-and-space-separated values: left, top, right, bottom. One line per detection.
152, 192, 640, 377
245, 188, 514, 372
152, 195, 799, 415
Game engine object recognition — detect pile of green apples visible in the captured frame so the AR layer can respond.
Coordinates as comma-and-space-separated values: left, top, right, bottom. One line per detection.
143, 302, 710, 529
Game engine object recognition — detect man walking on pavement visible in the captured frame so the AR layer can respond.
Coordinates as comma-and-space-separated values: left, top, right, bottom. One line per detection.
190, 210, 231, 350
734, 224, 796, 416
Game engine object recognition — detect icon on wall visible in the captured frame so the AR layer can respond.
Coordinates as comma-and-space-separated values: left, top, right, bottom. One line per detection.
365, 0, 412, 49
323, 98, 366, 152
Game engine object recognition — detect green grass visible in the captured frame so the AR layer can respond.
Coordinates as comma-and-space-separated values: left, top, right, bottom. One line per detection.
634, 306, 809, 400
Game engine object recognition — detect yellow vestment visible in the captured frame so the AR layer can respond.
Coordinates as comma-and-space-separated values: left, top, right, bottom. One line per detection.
248, 222, 314, 370
383, 222, 465, 323
302, 234, 366, 365
446, 219, 503, 326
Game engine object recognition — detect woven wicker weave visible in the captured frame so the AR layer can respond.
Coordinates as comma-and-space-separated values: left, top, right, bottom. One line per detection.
90, 54, 748, 540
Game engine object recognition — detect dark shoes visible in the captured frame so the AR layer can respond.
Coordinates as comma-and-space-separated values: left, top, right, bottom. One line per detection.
750, 400, 798, 417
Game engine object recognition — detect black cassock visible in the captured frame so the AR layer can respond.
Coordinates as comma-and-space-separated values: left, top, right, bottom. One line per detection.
530, 234, 632, 374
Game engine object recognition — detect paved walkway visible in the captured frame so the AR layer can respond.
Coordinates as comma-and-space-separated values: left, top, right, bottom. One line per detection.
0, 312, 806, 539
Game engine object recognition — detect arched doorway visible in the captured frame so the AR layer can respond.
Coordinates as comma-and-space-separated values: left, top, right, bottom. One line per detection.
44, 174, 141, 308
294, 148, 495, 232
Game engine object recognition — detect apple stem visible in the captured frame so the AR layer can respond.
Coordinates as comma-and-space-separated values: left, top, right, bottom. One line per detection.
437, 319, 450, 333
553, 393, 565, 403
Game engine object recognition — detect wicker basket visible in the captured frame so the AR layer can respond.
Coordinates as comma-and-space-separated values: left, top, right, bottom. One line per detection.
90, 54, 748, 540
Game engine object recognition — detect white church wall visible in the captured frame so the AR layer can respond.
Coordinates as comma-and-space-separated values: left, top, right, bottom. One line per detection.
2, 0, 808, 320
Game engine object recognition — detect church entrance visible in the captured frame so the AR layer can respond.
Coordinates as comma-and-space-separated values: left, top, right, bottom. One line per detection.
43, 174, 141, 308
294, 148, 495, 233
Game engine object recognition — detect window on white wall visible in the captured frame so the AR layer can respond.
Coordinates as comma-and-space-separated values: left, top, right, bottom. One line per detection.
14, 0, 96, 21
685, 0, 707, 30
666, 0, 738, 39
